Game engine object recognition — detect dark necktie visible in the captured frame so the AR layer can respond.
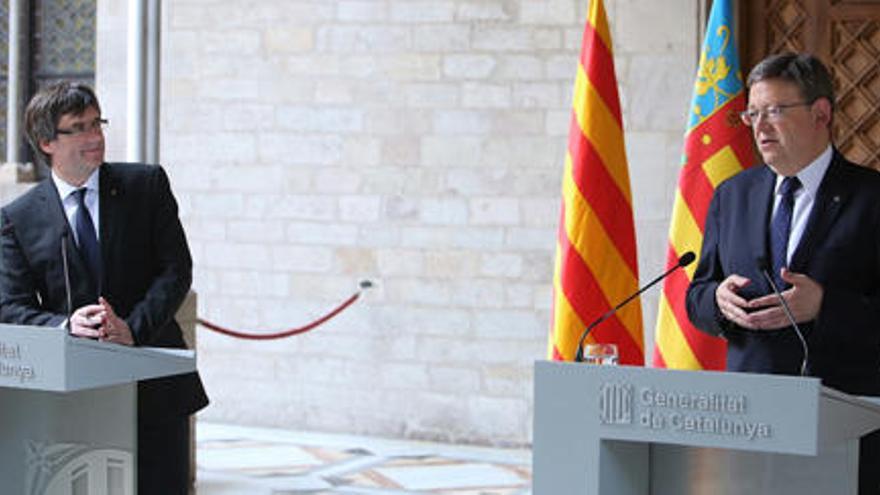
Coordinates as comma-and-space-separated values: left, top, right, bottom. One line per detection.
769, 176, 801, 289
74, 187, 102, 291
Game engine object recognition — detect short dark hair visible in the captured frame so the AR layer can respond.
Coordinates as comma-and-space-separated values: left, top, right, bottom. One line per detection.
746, 53, 835, 111
24, 81, 101, 168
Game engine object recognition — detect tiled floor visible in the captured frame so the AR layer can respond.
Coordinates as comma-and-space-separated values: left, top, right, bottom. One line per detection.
195, 423, 533, 495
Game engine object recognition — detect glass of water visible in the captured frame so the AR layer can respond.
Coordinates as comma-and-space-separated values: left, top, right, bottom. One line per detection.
583, 343, 619, 365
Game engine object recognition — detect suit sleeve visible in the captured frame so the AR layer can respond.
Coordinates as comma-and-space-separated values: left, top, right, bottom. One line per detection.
0, 209, 66, 327
686, 189, 728, 337
124, 166, 192, 345
813, 202, 880, 350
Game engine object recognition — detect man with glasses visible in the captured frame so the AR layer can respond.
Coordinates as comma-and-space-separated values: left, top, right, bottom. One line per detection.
687, 52, 880, 493
0, 81, 208, 494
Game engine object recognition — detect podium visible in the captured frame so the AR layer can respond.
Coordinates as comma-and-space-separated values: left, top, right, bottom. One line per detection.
0, 324, 197, 495
533, 361, 880, 494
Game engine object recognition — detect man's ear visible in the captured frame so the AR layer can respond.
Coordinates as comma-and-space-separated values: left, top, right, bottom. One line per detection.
812, 98, 833, 128
38, 139, 54, 156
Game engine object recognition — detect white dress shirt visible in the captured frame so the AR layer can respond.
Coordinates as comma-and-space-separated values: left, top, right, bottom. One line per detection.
52, 168, 101, 245
770, 145, 833, 264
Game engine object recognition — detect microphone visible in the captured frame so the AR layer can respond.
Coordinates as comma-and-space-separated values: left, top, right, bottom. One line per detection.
574, 251, 696, 362
61, 231, 73, 333
756, 256, 809, 376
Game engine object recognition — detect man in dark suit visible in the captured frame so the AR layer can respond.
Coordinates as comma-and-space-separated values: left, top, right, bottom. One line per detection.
0, 82, 208, 493
687, 53, 880, 494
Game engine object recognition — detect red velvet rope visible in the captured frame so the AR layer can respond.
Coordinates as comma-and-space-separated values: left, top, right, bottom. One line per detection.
196, 281, 371, 340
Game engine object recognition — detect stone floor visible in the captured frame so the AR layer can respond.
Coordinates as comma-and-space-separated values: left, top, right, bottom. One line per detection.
195, 422, 533, 494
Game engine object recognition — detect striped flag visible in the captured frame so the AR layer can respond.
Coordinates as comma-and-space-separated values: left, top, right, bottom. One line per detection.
652, 0, 755, 370
548, 0, 643, 365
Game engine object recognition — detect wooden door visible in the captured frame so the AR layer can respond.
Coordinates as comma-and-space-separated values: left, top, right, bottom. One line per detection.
740, 0, 880, 169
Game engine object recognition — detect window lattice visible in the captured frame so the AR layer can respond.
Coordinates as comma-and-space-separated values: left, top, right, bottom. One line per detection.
32, 0, 96, 88
831, 19, 880, 170
765, 0, 808, 54
749, 0, 880, 170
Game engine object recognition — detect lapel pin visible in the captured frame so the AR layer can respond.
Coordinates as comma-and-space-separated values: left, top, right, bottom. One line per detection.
111, 188, 117, 196
833, 195, 840, 203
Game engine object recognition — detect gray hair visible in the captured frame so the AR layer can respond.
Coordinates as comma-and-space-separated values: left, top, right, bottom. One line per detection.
746, 53, 835, 111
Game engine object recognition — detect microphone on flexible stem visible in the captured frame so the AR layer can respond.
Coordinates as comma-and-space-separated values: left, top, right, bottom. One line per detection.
756, 256, 809, 376
573, 251, 697, 362
61, 232, 74, 333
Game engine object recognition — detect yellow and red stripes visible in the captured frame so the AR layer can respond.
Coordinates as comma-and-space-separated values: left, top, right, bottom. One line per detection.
653, 95, 754, 370
548, 0, 644, 365
651, 0, 757, 371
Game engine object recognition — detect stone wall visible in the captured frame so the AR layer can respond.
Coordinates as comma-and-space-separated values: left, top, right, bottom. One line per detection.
95, 0, 699, 446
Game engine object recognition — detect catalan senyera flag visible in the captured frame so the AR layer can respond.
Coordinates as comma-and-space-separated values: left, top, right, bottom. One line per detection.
548, 0, 644, 365
652, 0, 755, 370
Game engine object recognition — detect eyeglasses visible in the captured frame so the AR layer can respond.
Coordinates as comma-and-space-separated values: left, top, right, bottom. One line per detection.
739, 102, 811, 126
56, 118, 109, 137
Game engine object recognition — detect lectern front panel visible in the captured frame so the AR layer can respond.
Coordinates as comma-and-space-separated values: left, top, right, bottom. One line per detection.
0, 385, 136, 495
533, 361, 880, 495
649, 443, 857, 494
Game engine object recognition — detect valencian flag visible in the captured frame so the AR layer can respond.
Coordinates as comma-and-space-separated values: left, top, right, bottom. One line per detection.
652, 0, 754, 370
548, 0, 644, 365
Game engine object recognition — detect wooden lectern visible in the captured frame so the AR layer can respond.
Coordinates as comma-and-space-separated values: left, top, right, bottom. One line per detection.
0, 324, 197, 495
533, 361, 880, 494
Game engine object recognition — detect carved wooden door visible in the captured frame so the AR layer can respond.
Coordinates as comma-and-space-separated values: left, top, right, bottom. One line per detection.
740, 0, 880, 170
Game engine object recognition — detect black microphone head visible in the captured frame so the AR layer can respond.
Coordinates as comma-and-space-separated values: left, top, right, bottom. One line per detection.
678, 251, 696, 267
359, 279, 374, 289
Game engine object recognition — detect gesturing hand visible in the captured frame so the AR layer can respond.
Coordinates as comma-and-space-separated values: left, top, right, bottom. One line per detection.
97, 297, 134, 346
747, 269, 824, 330
715, 274, 758, 329
69, 303, 105, 339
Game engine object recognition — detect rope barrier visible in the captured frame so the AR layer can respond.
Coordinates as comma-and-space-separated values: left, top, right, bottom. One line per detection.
196, 280, 372, 340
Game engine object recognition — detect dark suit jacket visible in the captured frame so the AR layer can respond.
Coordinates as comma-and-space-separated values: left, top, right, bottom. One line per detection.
0, 163, 208, 422
687, 151, 880, 396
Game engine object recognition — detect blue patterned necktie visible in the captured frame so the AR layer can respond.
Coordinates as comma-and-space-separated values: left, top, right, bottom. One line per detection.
74, 187, 102, 291
769, 176, 801, 289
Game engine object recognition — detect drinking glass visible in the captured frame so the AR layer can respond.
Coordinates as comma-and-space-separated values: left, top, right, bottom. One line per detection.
582, 343, 619, 365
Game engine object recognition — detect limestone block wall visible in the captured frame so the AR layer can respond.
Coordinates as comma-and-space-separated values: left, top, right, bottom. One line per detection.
96, 0, 699, 446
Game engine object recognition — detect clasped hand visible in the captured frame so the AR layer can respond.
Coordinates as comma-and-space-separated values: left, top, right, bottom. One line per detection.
715, 268, 823, 330
69, 296, 134, 345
